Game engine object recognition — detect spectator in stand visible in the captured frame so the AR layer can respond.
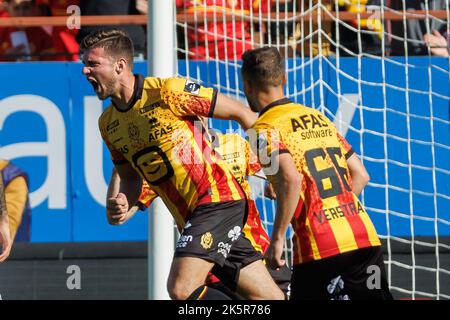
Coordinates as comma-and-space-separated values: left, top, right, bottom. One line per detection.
288, 0, 382, 57
424, 28, 449, 57
390, 0, 447, 56
176, 0, 273, 61
288, 0, 333, 57
0, 0, 7, 15
0, 0, 54, 61
267, 0, 294, 55
35, 0, 80, 61
76, 0, 147, 58
334, 0, 383, 56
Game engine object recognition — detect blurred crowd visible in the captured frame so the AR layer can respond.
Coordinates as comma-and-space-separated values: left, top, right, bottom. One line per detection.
0, 0, 147, 61
0, 0, 80, 61
0, 0, 448, 62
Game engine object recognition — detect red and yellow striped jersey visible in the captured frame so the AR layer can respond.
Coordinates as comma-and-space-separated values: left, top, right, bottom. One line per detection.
213, 133, 269, 254
212, 132, 261, 198
138, 132, 270, 254
136, 180, 157, 211
251, 98, 380, 265
99, 75, 245, 228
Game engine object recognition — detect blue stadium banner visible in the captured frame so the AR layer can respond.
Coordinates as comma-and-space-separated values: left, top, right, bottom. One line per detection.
0, 59, 448, 242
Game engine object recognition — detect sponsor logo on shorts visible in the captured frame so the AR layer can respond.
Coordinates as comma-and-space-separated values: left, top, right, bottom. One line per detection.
183, 221, 192, 230
217, 242, 231, 258
327, 275, 349, 300
228, 226, 241, 241
200, 232, 213, 249
176, 235, 193, 248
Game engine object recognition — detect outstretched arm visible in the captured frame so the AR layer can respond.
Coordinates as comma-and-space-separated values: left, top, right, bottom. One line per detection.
211, 93, 257, 131
162, 78, 257, 130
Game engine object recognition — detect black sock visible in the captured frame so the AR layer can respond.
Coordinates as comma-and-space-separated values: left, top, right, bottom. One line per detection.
187, 285, 232, 300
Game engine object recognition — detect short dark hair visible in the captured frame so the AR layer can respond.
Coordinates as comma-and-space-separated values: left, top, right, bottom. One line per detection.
241, 47, 285, 87
80, 28, 134, 67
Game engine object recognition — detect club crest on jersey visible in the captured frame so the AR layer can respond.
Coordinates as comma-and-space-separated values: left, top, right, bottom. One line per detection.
128, 123, 140, 141
184, 79, 201, 95
200, 232, 213, 249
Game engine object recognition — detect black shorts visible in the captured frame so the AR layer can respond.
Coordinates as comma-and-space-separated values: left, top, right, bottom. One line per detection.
267, 263, 292, 295
290, 246, 393, 300
174, 200, 262, 290
210, 262, 292, 300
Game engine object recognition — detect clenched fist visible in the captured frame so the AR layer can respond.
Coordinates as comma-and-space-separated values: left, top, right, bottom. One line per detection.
106, 193, 129, 225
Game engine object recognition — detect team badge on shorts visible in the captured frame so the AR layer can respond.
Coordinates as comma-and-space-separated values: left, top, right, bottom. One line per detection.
200, 232, 213, 249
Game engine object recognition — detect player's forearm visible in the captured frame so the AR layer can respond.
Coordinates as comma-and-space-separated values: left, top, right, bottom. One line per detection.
214, 93, 257, 130
114, 164, 143, 207
119, 178, 142, 207
107, 168, 121, 200
272, 176, 301, 242
127, 205, 140, 220
351, 173, 369, 196
347, 153, 370, 196
235, 107, 258, 131
349, 166, 370, 196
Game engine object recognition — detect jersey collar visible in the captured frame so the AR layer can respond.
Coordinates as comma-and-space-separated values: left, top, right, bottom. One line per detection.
259, 97, 292, 117
113, 74, 144, 113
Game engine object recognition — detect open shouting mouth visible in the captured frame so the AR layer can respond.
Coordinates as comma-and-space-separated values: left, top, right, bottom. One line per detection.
88, 77, 100, 93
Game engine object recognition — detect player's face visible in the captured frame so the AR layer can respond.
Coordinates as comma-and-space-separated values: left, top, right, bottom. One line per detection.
82, 47, 118, 100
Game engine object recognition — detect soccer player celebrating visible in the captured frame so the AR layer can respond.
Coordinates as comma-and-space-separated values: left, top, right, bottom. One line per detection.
81, 28, 284, 300
107, 121, 292, 299
242, 47, 393, 300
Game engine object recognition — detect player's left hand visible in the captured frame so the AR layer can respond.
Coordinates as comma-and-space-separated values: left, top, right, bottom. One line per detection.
107, 193, 129, 225
264, 239, 285, 270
